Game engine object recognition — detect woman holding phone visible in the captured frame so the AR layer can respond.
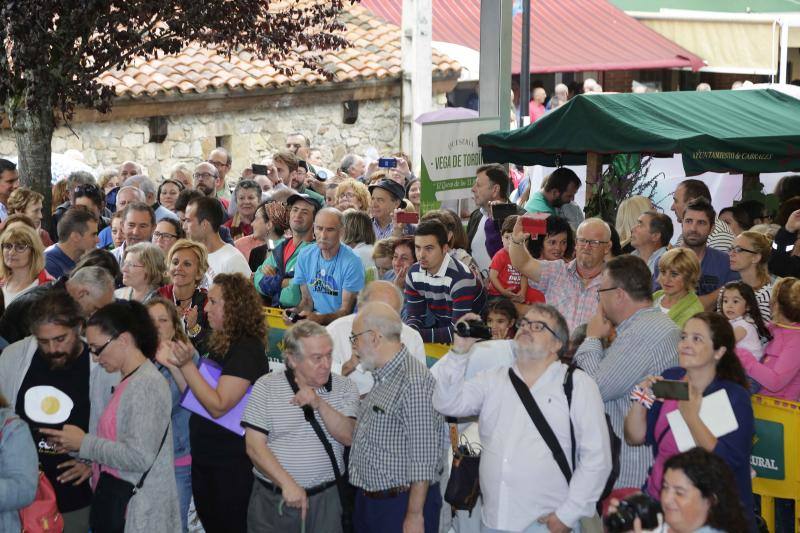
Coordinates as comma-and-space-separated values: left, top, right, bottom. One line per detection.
623, 312, 755, 529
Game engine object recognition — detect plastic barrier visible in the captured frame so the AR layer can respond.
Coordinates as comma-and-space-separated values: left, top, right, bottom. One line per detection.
263, 307, 452, 368
751, 394, 800, 533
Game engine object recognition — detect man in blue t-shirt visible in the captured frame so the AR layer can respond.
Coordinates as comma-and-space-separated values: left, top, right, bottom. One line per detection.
656, 197, 738, 310
288, 206, 365, 325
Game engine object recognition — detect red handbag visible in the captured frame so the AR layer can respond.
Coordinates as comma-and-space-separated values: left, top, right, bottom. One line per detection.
20, 471, 64, 533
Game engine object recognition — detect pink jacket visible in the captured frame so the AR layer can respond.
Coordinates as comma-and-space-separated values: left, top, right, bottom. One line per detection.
738, 323, 800, 401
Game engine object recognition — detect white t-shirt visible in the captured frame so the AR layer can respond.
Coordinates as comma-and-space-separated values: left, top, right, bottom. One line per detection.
326, 313, 426, 395
470, 213, 493, 275
205, 243, 251, 287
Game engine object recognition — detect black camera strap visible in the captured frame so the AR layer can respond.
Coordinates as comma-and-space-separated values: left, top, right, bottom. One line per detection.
508, 368, 573, 483
285, 369, 353, 525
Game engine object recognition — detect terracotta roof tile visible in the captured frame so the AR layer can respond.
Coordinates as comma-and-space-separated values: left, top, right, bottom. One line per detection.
98, 2, 460, 98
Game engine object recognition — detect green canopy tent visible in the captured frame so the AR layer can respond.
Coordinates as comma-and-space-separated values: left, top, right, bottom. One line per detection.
478, 88, 800, 176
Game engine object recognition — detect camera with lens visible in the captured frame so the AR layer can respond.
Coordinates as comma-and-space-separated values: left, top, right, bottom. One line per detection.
454, 320, 493, 341
604, 493, 661, 533
286, 310, 301, 323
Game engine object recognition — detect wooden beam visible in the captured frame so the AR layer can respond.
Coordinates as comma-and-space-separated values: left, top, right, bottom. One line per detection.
585, 152, 602, 202
1, 75, 460, 128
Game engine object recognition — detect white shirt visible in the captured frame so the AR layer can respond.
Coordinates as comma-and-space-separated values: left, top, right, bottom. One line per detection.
432, 349, 611, 531
206, 243, 251, 285
327, 313, 426, 395
470, 213, 493, 275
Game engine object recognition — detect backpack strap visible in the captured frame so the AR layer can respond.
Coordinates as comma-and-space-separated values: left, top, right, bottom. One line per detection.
508, 368, 572, 483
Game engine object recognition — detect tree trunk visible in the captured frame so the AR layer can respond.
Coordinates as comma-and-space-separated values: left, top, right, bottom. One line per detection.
6, 101, 55, 231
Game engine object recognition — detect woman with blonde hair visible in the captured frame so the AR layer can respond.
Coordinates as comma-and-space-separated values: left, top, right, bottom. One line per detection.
169, 163, 194, 190
616, 195, 654, 253
158, 239, 211, 351
652, 247, 704, 328
97, 168, 121, 195
334, 178, 370, 212
167, 273, 269, 533
0, 224, 53, 304
727, 230, 774, 320
114, 242, 167, 302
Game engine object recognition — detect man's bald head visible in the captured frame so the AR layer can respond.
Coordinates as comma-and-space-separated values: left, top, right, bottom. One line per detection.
355, 301, 402, 342
578, 217, 612, 241
359, 281, 404, 313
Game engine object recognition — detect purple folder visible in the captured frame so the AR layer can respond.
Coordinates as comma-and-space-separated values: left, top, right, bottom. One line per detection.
179, 358, 251, 436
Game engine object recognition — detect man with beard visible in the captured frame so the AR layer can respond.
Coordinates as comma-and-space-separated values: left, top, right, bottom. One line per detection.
193, 161, 222, 198
671, 179, 735, 252
433, 305, 611, 532
348, 302, 446, 533
0, 291, 118, 532
524, 168, 581, 216
509, 216, 610, 331
287, 207, 364, 325
254, 193, 319, 307
663, 198, 738, 310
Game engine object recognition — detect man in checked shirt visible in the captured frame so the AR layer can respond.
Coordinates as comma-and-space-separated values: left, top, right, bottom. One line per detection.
348, 301, 446, 533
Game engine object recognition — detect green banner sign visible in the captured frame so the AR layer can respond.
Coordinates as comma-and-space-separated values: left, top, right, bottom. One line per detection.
419, 117, 501, 214
751, 419, 785, 480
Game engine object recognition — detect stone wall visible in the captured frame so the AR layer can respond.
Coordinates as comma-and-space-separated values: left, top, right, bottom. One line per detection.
0, 97, 404, 183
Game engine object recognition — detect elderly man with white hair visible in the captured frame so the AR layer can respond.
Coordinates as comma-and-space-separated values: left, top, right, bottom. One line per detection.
242, 320, 358, 532
65, 266, 116, 317
509, 217, 612, 331
327, 281, 426, 395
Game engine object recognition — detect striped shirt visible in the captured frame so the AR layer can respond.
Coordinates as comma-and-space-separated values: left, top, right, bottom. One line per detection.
676, 218, 735, 252
574, 306, 680, 489
241, 370, 359, 488
530, 259, 603, 332
349, 346, 446, 491
404, 254, 486, 343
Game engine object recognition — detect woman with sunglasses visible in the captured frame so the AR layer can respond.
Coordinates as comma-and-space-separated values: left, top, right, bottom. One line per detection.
726, 231, 774, 320
41, 301, 180, 533
0, 224, 53, 305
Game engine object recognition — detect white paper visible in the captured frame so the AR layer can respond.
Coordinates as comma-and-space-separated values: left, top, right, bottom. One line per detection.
666, 389, 739, 452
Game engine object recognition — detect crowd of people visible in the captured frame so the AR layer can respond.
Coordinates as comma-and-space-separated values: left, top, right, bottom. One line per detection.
0, 136, 799, 533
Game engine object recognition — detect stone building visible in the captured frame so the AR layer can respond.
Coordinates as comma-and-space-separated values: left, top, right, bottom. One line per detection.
0, 4, 460, 181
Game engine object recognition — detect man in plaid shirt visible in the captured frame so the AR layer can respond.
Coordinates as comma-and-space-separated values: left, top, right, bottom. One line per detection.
348, 301, 446, 533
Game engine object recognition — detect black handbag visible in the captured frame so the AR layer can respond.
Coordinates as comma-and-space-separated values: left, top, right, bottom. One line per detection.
443, 423, 481, 513
286, 369, 354, 533
89, 425, 169, 533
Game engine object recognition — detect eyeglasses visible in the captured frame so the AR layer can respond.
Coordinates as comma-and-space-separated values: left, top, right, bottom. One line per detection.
340, 191, 357, 199
576, 238, 609, 247
349, 329, 374, 345
153, 231, 178, 240
74, 184, 100, 195
194, 172, 215, 180
516, 318, 558, 337
731, 245, 757, 255
89, 334, 118, 356
207, 160, 229, 169
596, 286, 619, 294
1, 243, 30, 253
122, 262, 145, 270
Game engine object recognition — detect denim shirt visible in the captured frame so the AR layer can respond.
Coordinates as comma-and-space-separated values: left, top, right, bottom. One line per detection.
157, 356, 198, 460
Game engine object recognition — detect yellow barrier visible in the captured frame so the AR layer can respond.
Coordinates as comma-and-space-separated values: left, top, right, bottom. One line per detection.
263, 307, 452, 368
751, 394, 800, 533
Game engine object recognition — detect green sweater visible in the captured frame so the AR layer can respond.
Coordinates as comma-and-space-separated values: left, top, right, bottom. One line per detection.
653, 290, 704, 329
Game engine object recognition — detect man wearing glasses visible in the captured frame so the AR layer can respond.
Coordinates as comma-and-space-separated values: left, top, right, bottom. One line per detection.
207, 147, 232, 204
433, 306, 611, 532
0, 291, 118, 533
574, 254, 679, 495
509, 216, 611, 331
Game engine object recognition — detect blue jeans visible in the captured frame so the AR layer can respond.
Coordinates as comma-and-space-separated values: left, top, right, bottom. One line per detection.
175, 464, 192, 532
354, 483, 441, 533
